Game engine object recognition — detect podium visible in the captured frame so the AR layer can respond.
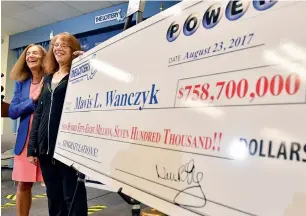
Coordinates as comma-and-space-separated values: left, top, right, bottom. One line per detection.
1, 101, 10, 117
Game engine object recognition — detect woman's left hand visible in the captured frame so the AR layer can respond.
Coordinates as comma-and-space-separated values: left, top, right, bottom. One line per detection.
28, 156, 38, 165
73, 51, 85, 57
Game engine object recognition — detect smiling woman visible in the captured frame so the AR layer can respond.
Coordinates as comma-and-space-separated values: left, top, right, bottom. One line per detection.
8, 43, 46, 216
10, 44, 46, 82
44, 32, 81, 76
27, 32, 87, 216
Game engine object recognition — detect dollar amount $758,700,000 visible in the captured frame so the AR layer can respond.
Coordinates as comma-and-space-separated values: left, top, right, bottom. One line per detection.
177, 73, 301, 105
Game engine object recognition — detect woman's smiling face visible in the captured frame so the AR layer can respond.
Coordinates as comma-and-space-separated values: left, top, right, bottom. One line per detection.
53, 36, 72, 65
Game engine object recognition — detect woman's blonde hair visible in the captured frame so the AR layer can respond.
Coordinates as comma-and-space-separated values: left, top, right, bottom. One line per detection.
10, 44, 47, 82
44, 32, 81, 75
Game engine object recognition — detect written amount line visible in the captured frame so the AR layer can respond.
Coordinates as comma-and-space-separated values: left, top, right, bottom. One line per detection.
59, 130, 233, 161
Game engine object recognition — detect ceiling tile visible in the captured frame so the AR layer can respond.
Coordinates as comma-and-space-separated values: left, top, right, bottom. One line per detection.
20, 1, 45, 8
1, 15, 34, 35
11, 8, 57, 28
64, 1, 113, 13
33, 2, 83, 21
2, 1, 29, 16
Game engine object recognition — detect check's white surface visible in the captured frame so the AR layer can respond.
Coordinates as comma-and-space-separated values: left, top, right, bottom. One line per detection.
54, 1, 306, 216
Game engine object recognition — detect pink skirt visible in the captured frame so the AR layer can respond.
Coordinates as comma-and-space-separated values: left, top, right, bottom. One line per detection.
12, 114, 43, 182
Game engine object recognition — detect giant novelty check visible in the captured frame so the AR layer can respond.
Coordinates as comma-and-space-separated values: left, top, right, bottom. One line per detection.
54, 1, 306, 216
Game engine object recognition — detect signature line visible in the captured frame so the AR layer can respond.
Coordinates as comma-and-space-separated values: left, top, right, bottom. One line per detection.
116, 168, 257, 216
54, 152, 210, 216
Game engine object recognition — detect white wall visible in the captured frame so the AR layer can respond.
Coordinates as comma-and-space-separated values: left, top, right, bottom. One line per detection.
1, 32, 16, 135
1, 33, 9, 135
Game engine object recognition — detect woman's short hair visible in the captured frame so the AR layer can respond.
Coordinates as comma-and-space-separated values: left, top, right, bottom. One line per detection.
10, 44, 47, 82
44, 32, 81, 75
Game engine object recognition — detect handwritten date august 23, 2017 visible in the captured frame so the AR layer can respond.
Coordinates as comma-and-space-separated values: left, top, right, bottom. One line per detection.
155, 159, 207, 208
168, 33, 255, 64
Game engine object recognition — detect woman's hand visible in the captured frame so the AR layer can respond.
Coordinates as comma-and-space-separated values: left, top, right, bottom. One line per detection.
73, 51, 85, 57
32, 79, 44, 102
28, 156, 38, 165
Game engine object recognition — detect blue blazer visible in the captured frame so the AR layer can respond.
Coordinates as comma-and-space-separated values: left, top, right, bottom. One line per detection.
9, 78, 37, 155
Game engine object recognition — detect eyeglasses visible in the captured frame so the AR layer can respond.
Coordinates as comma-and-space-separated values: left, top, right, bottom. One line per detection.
26, 51, 39, 56
53, 43, 69, 49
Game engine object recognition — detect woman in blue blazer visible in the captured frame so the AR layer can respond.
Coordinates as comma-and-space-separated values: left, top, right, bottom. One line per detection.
8, 44, 46, 216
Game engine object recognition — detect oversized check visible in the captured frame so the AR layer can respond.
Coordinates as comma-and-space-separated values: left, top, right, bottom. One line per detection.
54, 1, 306, 216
